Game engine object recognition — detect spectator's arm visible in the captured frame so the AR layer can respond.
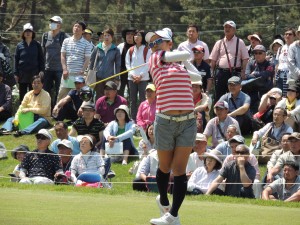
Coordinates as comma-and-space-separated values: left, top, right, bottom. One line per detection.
69, 126, 78, 137
288, 44, 300, 79
262, 186, 273, 200
285, 190, 300, 202
206, 175, 224, 195
239, 164, 253, 187
228, 103, 250, 117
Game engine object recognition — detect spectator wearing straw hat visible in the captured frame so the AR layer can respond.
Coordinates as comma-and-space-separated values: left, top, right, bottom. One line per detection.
247, 33, 262, 59
83, 28, 95, 51
19, 129, 63, 184
10, 145, 29, 182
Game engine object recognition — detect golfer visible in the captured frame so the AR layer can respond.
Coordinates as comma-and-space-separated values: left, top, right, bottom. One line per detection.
146, 28, 200, 225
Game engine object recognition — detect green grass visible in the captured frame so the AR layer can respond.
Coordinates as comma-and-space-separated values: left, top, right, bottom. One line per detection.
0, 133, 300, 225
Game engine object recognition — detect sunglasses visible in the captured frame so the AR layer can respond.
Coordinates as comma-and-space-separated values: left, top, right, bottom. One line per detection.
236, 151, 248, 155
269, 97, 276, 100
36, 135, 48, 140
148, 38, 169, 48
254, 51, 264, 55
193, 50, 204, 54
285, 33, 293, 36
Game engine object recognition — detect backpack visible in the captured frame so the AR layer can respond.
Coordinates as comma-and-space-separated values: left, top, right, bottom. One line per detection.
42, 31, 66, 48
129, 46, 149, 63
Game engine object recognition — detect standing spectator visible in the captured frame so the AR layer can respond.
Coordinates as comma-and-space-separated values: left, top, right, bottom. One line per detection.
136, 83, 156, 130
288, 26, 300, 83
52, 76, 85, 122
245, 45, 275, 114
219, 76, 252, 135
14, 23, 44, 102
192, 45, 212, 93
41, 16, 69, 107
0, 34, 14, 87
177, 24, 209, 62
90, 28, 121, 99
125, 30, 151, 121
210, 20, 249, 101
203, 100, 240, 148
206, 144, 256, 198
247, 33, 263, 59
117, 28, 136, 97
83, 28, 95, 51
0, 71, 12, 122
95, 81, 127, 125
276, 28, 296, 96
19, 129, 63, 184
269, 38, 284, 68
57, 21, 91, 102
0, 75, 51, 137
50, 121, 80, 155
262, 162, 300, 202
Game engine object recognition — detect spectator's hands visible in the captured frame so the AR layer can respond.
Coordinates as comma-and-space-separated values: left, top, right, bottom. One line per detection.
108, 136, 117, 148
21, 108, 30, 113
77, 108, 83, 117
0, 53, 6, 60
0, 106, 4, 112
237, 156, 246, 168
251, 138, 258, 146
62, 69, 69, 80
14, 75, 19, 83
52, 106, 60, 118
266, 173, 274, 183
39, 71, 44, 77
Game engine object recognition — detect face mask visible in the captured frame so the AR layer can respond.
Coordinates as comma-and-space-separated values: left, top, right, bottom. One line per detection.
49, 23, 58, 30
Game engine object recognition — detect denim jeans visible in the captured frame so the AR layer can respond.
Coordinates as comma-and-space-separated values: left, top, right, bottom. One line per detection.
2, 116, 49, 134
43, 70, 62, 107
128, 80, 147, 120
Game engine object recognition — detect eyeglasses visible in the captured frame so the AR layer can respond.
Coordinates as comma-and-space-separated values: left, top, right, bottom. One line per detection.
285, 33, 293, 36
36, 135, 48, 140
235, 151, 248, 155
148, 38, 169, 48
254, 51, 264, 55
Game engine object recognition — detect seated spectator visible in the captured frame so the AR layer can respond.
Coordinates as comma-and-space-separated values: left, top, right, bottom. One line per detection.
136, 84, 156, 130
0, 71, 12, 123
95, 81, 127, 125
57, 139, 73, 172
70, 135, 105, 184
137, 123, 155, 159
251, 107, 293, 163
102, 105, 137, 165
219, 76, 252, 135
52, 76, 85, 122
206, 144, 256, 198
19, 129, 63, 184
262, 162, 300, 202
132, 149, 159, 192
50, 121, 80, 155
224, 135, 261, 198
262, 133, 291, 185
0, 75, 51, 137
10, 145, 29, 182
276, 84, 300, 131
266, 132, 300, 184
204, 100, 240, 148
70, 101, 105, 152
215, 124, 240, 157
192, 77, 211, 133
186, 133, 208, 177
187, 149, 223, 195
244, 45, 274, 114
0, 142, 7, 159
253, 88, 282, 126
192, 45, 212, 94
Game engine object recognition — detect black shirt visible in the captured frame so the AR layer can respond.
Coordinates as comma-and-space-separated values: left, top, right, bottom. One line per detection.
193, 60, 211, 91
73, 117, 105, 142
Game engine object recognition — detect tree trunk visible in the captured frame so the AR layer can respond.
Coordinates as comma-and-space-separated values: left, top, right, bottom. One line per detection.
0, 0, 8, 31
84, 0, 90, 22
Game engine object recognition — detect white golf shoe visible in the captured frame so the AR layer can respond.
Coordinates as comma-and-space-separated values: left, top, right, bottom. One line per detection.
150, 212, 181, 225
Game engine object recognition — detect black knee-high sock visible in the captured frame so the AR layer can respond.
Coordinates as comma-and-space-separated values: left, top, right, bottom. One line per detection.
156, 168, 170, 206
170, 174, 187, 217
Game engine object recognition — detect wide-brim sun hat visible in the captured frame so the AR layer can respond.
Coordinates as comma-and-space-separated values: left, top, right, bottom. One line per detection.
204, 149, 223, 164
114, 104, 130, 116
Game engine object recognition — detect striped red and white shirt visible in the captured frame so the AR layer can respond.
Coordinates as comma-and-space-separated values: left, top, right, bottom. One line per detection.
149, 50, 194, 113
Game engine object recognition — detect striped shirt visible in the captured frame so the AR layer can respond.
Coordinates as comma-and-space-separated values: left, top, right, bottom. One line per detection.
61, 36, 92, 73
149, 50, 194, 112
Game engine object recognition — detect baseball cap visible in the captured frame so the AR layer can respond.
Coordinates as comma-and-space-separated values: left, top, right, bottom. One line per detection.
35, 129, 52, 140
253, 45, 266, 52
104, 81, 118, 90
288, 132, 300, 140
81, 101, 95, 110
287, 85, 298, 92
229, 135, 245, 144
145, 28, 173, 43
145, 83, 156, 91
195, 133, 207, 142
57, 139, 73, 149
247, 34, 262, 43
228, 76, 241, 84
114, 104, 130, 116
50, 16, 63, 23
74, 76, 85, 83
192, 45, 205, 53
77, 135, 94, 145
11, 145, 29, 159
223, 20, 236, 28
214, 100, 229, 109
23, 23, 33, 31
84, 28, 93, 34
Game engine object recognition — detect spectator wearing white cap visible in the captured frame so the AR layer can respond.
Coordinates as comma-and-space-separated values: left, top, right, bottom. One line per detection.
268, 38, 284, 67
276, 28, 296, 96
177, 24, 210, 62
288, 26, 300, 83
14, 23, 45, 102
209, 20, 249, 101
19, 129, 63, 184
57, 139, 73, 172
244, 44, 275, 114
203, 100, 240, 148
41, 16, 69, 107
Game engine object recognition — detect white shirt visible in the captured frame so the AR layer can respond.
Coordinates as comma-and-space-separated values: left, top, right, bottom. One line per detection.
277, 44, 290, 72
187, 167, 219, 192
177, 39, 209, 61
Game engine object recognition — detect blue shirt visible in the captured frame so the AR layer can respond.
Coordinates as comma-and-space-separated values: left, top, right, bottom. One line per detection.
50, 136, 80, 155
215, 141, 231, 158
219, 91, 251, 116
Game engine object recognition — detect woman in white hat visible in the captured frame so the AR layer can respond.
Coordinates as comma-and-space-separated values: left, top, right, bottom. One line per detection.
14, 23, 44, 102
187, 149, 223, 195
103, 104, 137, 165
146, 28, 201, 225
